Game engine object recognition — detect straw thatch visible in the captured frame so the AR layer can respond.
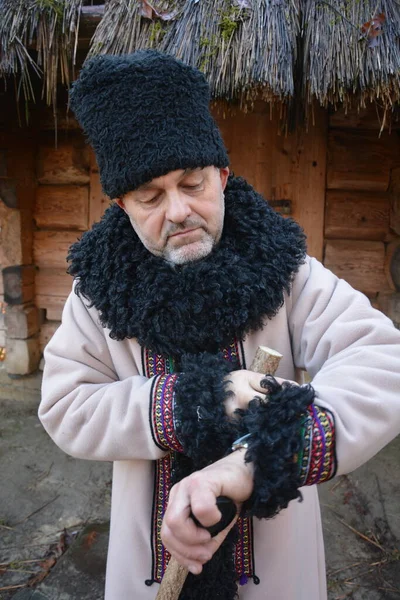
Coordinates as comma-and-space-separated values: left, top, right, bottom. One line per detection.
0, 0, 82, 119
302, 0, 400, 112
0, 0, 400, 118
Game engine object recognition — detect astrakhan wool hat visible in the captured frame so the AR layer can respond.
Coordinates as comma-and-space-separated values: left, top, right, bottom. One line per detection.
69, 50, 229, 199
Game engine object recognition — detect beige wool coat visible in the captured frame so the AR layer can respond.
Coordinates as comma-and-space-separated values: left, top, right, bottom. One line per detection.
39, 256, 400, 600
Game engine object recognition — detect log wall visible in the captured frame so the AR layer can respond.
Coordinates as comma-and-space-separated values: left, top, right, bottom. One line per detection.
325, 107, 400, 324
0, 113, 40, 374
214, 103, 327, 261
34, 130, 91, 350
30, 102, 400, 368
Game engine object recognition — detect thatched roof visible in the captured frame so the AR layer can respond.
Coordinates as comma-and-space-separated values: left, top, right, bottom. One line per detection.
1, 0, 400, 120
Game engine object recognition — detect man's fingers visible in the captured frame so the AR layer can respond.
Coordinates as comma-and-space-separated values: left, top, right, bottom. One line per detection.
162, 481, 215, 549
189, 484, 223, 529
249, 371, 269, 394
162, 506, 211, 547
162, 524, 213, 564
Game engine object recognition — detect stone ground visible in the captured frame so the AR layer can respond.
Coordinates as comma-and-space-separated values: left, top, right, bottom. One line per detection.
0, 370, 399, 600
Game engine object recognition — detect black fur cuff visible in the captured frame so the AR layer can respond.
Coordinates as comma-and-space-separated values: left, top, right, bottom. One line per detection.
238, 376, 315, 519
174, 352, 240, 469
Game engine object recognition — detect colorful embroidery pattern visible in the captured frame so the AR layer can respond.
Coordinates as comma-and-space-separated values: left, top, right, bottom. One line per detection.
142, 347, 175, 378
152, 374, 183, 453
299, 405, 336, 486
146, 340, 257, 586
234, 515, 255, 585
151, 453, 173, 582
222, 339, 240, 366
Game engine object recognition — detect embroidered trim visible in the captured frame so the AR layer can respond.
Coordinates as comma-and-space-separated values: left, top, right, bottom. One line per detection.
152, 454, 173, 583
147, 340, 256, 586
152, 374, 183, 453
299, 405, 336, 486
222, 339, 241, 368
142, 347, 175, 378
234, 516, 255, 586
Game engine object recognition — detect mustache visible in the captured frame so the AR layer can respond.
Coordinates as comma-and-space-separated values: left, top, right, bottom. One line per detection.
164, 218, 206, 239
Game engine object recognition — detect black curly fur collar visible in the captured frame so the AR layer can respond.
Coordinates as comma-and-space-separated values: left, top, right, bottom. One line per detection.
68, 175, 306, 354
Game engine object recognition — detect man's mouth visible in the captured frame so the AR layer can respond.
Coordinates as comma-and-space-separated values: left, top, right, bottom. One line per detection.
169, 228, 200, 238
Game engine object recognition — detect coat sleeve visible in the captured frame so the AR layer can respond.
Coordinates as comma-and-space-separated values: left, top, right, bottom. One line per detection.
39, 287, 182, 462
288, 256, 400, 476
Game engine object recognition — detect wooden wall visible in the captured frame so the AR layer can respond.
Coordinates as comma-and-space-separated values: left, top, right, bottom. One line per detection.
214, 103, 327, 261
0, 117, 39, 374
34, 126, 93, 353
324, 107, 400, 313
32, 101, 400, 367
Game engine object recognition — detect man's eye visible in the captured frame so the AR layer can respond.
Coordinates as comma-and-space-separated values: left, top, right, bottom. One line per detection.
141, 194, 161, 204
183, 182, 202, 190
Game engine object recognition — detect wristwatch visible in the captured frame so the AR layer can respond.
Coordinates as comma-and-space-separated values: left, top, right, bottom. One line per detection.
231, 433, 252, 453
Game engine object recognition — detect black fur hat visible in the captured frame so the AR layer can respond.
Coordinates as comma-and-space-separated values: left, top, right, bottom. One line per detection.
69, 50, 229, 198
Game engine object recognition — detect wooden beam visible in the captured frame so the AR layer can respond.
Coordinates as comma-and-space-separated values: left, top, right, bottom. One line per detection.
325, 191, 390, 241
324, 240, 389, 296
327, 129, 400, 192
6, 336, 41, 375
35, 185, 89, 231
36, 268, 72, 298
33, 230, 81, 269
214, 102, 327, 261
36, 295, 67, 321
5, 304, 40, 339
329, 105, 399, 131
37, 134, 90, 185
39, 320, 60, 353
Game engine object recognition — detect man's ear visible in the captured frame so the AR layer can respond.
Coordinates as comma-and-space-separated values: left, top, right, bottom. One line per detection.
219, 167, 230, 191
114, 197, 126, 211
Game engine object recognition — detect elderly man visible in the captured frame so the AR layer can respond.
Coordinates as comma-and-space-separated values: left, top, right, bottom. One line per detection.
39, 50, 400, 600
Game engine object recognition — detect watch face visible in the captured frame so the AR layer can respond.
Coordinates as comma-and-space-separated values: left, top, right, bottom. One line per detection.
232, 433, 252, 452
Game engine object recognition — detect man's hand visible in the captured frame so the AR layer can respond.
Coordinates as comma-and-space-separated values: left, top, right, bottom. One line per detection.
224, 370, 267, 418
161, 449, 254, 575
224, 370, 299, 418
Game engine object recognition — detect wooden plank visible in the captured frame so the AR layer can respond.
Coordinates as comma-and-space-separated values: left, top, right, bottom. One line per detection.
325, 191, 390, 241
36, 295, 67, 321
0, 203, 23, 268
5, 304, 40, 339
327, 129, 399, 191
329, 105, 395, 130
36, 268, 72, 297
39, 320, 60, 353
324, 240, 389, 295
214, 102, 327, 261
89, 149, 110, 225
6, 336, 41, 375
33, 230, 81, 269
37, 133, 90, 185
35, 185, 89, 231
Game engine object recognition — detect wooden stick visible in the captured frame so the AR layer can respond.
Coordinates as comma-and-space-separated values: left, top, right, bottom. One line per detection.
250, 346, 282, 376
155, 346, 282, 600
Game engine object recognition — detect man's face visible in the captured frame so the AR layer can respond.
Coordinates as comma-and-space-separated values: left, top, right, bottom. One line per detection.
115, 166, 229, 264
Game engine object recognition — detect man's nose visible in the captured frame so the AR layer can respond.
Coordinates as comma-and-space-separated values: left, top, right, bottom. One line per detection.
165, 191, 191, 223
